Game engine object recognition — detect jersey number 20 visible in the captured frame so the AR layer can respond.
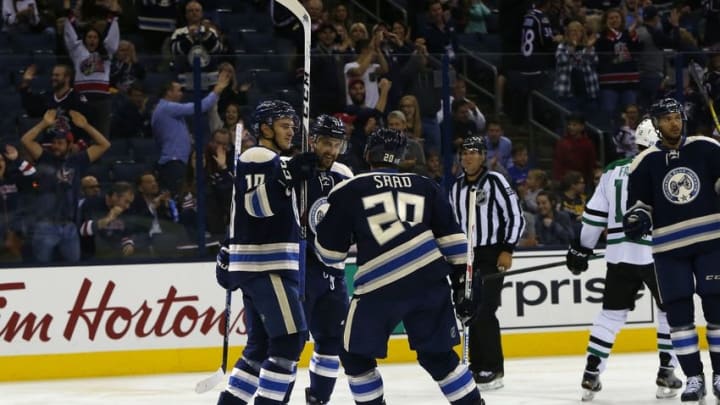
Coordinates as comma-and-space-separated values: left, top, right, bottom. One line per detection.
363, 191, 425, 245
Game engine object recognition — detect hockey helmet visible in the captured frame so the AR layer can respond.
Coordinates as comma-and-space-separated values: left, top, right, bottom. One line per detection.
649, 98, 686, 123
252, 99, 299, 138
364, 127, 407, 166
312, 114, 347, 153
461, 136, 486, 152
634, 118, 659, 149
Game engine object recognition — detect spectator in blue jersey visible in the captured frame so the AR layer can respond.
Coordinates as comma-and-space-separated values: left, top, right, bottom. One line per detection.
314, 128, 485, 405
78, 181, 136, 259
151, 70, 230, 198
611, 103, 642, 159
507, 142, 530, 188
623, 98, 720, 403
595, 8, 641, 119
136, 0, 179, 52
20, 109, 110, 263
215, 100, 316, 405
554, 20, 600, 116
170, 0, 225, 72
484, 119, 513, 173
535, 190, 574, 246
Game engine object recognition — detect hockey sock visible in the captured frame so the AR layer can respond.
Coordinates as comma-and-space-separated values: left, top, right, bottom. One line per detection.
670, 325, 703, 377
222, 357, 261, 404
586, 309, 628, 373
656, 310, 679, 368
308, 352, 340, 402
281, 364, 297, 404
437, 363, 481, 404
707, 324, 720, 373
347, 368, 384, 405
255, 356, 297, 405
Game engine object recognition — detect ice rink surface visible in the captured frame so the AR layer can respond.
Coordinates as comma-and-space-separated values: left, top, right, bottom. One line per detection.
2, 352, 717, 404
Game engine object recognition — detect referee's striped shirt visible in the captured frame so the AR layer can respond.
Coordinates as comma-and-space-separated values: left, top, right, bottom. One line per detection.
449, 170, 526, 251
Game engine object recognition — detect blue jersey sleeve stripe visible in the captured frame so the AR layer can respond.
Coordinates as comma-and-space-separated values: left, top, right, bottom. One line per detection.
231, 251, 300, 263
314, 238, 348, 264
653, 220, 720, 244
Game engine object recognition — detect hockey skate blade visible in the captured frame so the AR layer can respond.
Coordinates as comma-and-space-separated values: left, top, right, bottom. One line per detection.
195, 368, 225, 394
477, 378, 503, 391
655, 385, 680, 399
581, 389, 597, 402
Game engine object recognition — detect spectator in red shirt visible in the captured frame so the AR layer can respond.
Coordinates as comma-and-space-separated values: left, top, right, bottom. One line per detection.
553, 113, 597, 185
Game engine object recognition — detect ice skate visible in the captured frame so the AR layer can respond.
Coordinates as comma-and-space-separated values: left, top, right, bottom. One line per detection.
474, 370, 503, 391
656, 366, 683, 399
680, 375, 706, 404
305, 387, 327, 405
581, 370, 602, 401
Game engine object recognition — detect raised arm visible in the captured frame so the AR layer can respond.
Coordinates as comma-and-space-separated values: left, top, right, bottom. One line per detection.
70, 110, 110, 162
21, 109, 56, 161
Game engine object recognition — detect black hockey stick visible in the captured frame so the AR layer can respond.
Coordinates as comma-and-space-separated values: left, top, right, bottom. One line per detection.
194, 122, 244, 394
482, 254, 604, 280
276, 0, 311, 301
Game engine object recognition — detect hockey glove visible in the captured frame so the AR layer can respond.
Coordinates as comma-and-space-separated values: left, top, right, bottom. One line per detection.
280, 152, 319, 189
622, 208, 652, 241
215, 245, 235, 290
450, 265, 477, 326
566, 242, 593, 275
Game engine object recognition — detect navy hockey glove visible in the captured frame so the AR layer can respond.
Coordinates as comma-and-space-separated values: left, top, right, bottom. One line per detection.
215, 245, 234, 290
566, 242, 593, 275
280, 152, 319, 189
450, 265, 477, 326
622, 208, 652, 241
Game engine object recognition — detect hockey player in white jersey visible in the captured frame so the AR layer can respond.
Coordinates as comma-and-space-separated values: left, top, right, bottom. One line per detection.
623, 98, 720, 404
566, 119, 682, 401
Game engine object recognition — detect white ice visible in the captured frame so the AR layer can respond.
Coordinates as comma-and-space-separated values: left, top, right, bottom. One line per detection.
1, 352, 717, 404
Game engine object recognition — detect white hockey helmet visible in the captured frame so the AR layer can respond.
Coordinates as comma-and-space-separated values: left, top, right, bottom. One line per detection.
635, 118, 659, 149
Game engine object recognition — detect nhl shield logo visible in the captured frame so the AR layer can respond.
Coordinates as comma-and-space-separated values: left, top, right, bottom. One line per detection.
309, 197, 330, 234
662, 167, 700, 204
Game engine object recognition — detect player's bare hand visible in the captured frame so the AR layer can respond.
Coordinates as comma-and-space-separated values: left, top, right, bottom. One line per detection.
497, 251, 512, 272
42, 109, 57, 126
3, 145, 18, 161
69, 110, 89, 129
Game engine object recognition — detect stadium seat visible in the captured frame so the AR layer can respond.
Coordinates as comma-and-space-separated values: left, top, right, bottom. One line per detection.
241, 32, 275, 54
104, 138, 133, 163
10, 33, 54, 53
86, 160, 112, 184
254, 70, 293, 92
110, 161, 153, 183
129, 137, 159, 163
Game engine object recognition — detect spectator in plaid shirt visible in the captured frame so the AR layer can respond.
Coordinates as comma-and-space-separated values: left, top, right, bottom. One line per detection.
554, 21, 600, 116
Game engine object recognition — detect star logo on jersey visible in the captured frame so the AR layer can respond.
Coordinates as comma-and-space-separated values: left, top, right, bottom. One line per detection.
662, 167, 700, 205
308, 196, 330, 234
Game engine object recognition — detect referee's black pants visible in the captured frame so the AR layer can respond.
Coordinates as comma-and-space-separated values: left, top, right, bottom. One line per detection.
468, 244, 504, 374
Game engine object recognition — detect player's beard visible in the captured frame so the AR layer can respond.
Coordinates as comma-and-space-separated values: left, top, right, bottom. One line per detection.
319, 154, 335, 170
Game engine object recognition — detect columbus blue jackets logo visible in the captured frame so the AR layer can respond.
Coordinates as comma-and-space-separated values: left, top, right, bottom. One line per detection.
309, 196, 330, 234
662, 167, 700, 204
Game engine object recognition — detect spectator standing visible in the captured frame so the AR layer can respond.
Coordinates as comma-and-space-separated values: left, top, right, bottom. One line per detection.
437, 78, 486, 132
595, 8, 641, 118
203, 128, 233, 238
484, 119, 513, 172
170, 0, 224, 72
64, 11, 119, 138
216, 62, 248, 117
20, 109, 110, 263
135, 0, 179, 53
2, 0, 51, 34
450, 98, 479, 151
110, 83, 151, 138
343, 36, 389, 109
151, 70, 230, 198
421, 0, 459, 61
534, 190, 574, 246
110, 39, 146, 93
466, 0, 493, 35
79, 181, 136, 259
553, 113, 597, 186
554, 20, 600, 115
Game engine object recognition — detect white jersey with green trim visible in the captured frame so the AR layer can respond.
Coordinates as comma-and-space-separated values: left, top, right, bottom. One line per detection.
580, 158, 653, 265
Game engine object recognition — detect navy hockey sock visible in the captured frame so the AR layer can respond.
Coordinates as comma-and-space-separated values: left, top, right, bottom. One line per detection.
347, 368, 384, 405
308, 352, 340, 403
280, 364, 297, 404
670, 325, 703, 377
438, 363, 482, 404
220, 357, 261, 404
707, 324, 720, 373
255, 357, 297, 405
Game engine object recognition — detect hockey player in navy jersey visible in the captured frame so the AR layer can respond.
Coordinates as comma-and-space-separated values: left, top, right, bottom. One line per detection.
314, 128, 484, 405
301, 114, 354, 405
624, 98, 720, 404
567, 119, 681, 401
215, 100, 317, 405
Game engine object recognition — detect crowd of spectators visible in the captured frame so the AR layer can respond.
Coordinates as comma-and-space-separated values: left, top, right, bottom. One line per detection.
1, 0, 720, 264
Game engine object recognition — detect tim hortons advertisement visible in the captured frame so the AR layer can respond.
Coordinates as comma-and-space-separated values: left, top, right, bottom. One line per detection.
0, 263, 245, 355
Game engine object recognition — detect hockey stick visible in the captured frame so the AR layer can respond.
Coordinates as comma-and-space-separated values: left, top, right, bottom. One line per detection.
688, 60, 720, 134
482, 254, 604, 281
277, 0, 311, 301
194, 122, 244, 394
462, 186, 477, 365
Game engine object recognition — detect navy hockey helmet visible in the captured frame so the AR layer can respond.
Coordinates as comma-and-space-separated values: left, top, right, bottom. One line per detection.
649, 98, 686, 139
461, 136, 486, 152
311, 114, 347, 153
364, 127, 407, 166
252, 99, 299, 138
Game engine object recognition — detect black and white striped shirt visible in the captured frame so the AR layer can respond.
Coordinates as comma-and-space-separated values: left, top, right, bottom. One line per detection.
449, 170, 525, 251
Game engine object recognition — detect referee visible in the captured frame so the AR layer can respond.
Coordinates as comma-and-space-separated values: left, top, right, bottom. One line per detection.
449, 136, 525, 390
